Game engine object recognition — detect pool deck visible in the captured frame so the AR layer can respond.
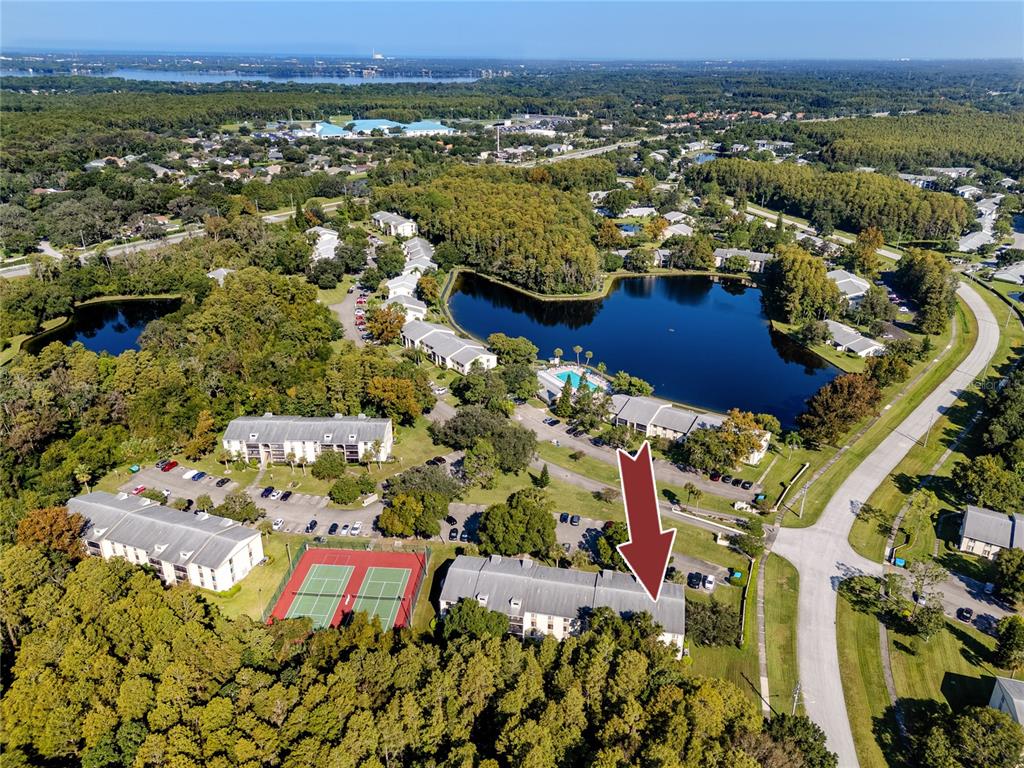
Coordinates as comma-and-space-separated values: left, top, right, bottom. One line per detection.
538, 364, 610, 402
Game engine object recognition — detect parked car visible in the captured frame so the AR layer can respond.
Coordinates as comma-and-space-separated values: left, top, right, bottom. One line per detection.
731, 477, 743, 487
155, 458, 170, 469
305, 519, 318, 533
687, 572, 703, 589
270, 490, 282, 500
559, 512, 570, 524
445, 515, 457, 526
709, 471, 722, 481
313, 536, 325, 543
161, 488, 171, 498
280, 491, 292, 502
181, 469, 197, 480
702, 574, 716, 591
215, 477, 230, 487
570, 514, 581, 526
191, 471, 206, 481
161, 461, 178, 472
430, 456, 447, 465
131, 485, 146, 495
260, 486, 274, 498
183, 499, 194, 511
721, 474, 733, 484
459, 529, 469, 542
602, 520, 614, 531
272, 518, 284, 531
340, 523, 350, 536
328, 523, 339, 535
562, 542, 571, 554
741, 480, 753, 490
350, 521, 362, 536
956, 607, 974, 623
449, 527, 459, 541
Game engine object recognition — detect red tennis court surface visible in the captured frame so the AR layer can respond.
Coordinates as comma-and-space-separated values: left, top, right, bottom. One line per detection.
269, 548, 426, 630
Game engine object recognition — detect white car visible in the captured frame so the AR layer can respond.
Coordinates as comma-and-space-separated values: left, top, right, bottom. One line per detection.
270, 490, 282, 500
434, 387, 447, 395
181, 469, 198, 480
702, 574, 716, 591
354, 308, 366, 316
161, 488, 172, 498
350, 521, 362, 536
340, 523, 351, 536
272, 518, 284, 531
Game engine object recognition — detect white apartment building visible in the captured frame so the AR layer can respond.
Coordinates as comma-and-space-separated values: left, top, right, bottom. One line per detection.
68, 491, 264, 592
222, 413, 393, 465
371, 210, 417, 238
959, 505, 1024, 559
440, 555, 686, 654
400, 320, 498, 374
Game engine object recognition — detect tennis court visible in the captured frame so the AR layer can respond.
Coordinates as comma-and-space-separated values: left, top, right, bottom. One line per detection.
284, 563, 354, 629
351, 567, 411, 630
269, 547, 427, 630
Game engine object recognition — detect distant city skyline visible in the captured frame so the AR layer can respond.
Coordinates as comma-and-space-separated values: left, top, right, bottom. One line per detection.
3, 1, 1022, 61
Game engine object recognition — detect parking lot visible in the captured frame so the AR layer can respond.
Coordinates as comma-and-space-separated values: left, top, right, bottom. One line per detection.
120, 465, 242, 506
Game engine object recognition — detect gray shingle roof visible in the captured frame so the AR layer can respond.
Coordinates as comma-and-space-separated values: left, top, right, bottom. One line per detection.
69, 491, 258, 569
962, 505, 1024, 550
440, 555, 685, 635
223, 414, 390, 445
827, 269, 870, 299
372, 210, 414, 227
993, 676, 1024, 723
401, 319, 444, 343
613, 396, 665, 426
714, 247, 774, 263
651, 406, 698, 434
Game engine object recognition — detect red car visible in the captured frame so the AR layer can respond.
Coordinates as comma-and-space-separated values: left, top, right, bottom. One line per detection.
161, 460, 179, 472
131, 485, 146, 495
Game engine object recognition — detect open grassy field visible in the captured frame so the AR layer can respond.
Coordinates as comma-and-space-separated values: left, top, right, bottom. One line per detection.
837, 601, 893, 768
205, 531, 308, 620
764, 554, 802, 716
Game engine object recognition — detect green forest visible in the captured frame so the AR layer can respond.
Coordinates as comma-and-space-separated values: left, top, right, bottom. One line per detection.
0, 546, 837, 768
374, 167, 601, 294
686, 159, 972, 242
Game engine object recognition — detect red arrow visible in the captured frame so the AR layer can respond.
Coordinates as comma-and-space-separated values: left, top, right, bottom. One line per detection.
616, 441, 676, 602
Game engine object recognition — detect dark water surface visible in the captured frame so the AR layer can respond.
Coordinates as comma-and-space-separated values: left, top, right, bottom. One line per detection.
448, 273, 838, 427
25, 299, 180, 356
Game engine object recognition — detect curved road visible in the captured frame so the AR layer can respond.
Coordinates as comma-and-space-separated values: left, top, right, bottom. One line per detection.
772, 281, 999, 767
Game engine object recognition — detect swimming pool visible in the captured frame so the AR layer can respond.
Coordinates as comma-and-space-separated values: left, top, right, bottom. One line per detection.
556, 371, 599, 391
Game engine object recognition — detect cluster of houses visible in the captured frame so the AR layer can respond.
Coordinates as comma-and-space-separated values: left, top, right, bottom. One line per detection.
367, 211, 439, 321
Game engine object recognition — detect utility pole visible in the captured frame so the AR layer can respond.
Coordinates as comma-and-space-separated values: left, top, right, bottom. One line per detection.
792, 681, 802, 715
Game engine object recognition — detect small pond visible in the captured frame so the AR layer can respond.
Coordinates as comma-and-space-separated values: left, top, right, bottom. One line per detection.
24, 298, 181, 356
448, 273, 838, 428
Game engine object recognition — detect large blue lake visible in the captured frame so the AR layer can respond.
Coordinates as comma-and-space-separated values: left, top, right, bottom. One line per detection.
25, 299, 180, 356
449, 272, 838, 427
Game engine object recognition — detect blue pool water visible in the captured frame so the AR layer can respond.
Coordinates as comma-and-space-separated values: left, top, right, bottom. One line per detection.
557, 371, 599, 391
618, 224, 640, 233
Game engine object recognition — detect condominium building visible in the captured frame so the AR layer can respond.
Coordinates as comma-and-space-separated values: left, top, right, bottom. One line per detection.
439, 555, 686, 654
222, 413, 393, 465
68, 491, 264, 592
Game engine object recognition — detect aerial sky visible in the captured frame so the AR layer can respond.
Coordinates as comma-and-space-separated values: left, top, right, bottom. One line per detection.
2, 1, 1022, 61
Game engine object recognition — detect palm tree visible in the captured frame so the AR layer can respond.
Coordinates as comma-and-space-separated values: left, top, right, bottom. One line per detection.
74, 464, 92, 493
286, 451, 297, 474
553, 347, 563, 362
597, 361, 607, 375
683, 481, 698, 506
784, 431, 804, 458
690, 486, 704, 514
573, 345, 583, 365
585, 350, 593, 367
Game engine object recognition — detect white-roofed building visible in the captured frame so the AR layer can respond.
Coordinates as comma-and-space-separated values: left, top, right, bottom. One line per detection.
713, 248, 774, 273
386, 272, 420, 299
665, 222, 694, 238
371, 211, 417, 238
824, 320, 885, 357
385, 294, 428, 321
68, 491, 264, 592
400, 320, 497, 374
222, 413, 393, 465
306, 225, 339, 262
402, 237, 436, 271
622, 206, 658, 218
439, 554, 686, 654
959, 505, 1024, 559
989, 676, 1024, 725
827, 269, 871, 305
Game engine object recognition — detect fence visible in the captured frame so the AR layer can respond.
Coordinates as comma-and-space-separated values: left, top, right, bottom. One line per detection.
261, 540, 308, 622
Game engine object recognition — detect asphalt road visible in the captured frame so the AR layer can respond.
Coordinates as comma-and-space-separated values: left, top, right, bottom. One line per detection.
772, 280, 999, 768
519, 138, 646, 168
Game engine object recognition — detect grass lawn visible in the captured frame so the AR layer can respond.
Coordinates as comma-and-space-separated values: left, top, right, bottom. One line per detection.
462, 472, 623, 521
1, 316, 68, 366
848, 278, 1024, 562
684, 560, 761, 705
316, 277, 355, 307
783, 298, 971, 528
888, 620, 1017, 712
837, 601, 893, 768
365, 417, 441, 483
764, 554, 802, 716
204, 531, 308, 620
671, 524, 750, 573
259, 465, 336, 497
410, 542, 480, 635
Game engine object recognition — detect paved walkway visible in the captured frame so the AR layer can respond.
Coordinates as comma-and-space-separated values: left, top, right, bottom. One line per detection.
772, 281, 999, 768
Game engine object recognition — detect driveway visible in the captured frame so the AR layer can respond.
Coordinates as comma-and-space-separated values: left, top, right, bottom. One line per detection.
515, 404, 759, 500
121, 465, 241, 505
772, 281, 999, 767
331, 285, 366, 346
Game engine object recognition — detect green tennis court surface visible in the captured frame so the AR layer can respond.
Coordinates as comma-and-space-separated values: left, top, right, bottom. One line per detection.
351, 567, 411, 630
285, 563, 354, 629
